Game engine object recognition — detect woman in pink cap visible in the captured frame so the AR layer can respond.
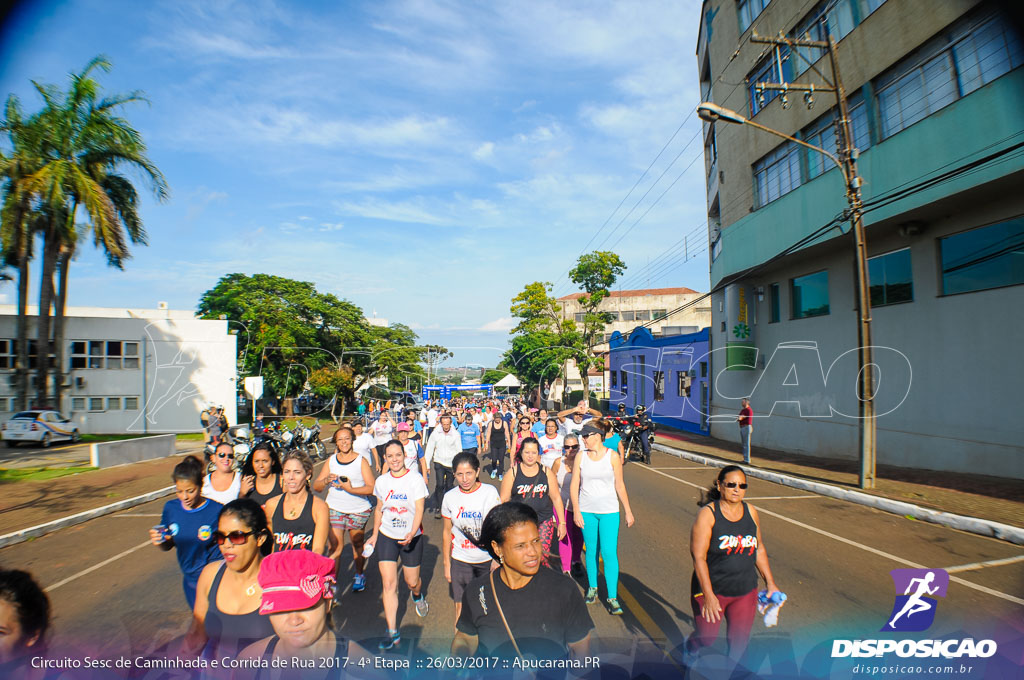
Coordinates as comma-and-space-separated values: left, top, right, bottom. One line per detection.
238, 550, 378, 678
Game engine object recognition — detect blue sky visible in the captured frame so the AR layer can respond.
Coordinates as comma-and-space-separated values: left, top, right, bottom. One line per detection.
0, 0, 708, 369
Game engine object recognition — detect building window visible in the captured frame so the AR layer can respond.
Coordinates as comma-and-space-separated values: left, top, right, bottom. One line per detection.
754, 141, 801, 207
652, 309, 668, 320
72, 397, 86, 410
791, 270, 830, 319
620, 370, 628, 389
125, 397, 139, 410
877, 13, 1022, 140
88, 397, 104, 411
802, 93, 870, 180
70, 340, 140, 370
748, 49, 792, 116
700, 361, 708, 378
738, 0, 771, 35
940, 217, 1024, 295
0, 340, 12, 369
769, 283, 781, 323
711, 236, 722, 261
611, 370, 618, 388
653, 371, 664, 401
573, 313, 586, 323
635, 310, 651, 321
106, 397, 121, 410
868, 248, 914, 306
677, 371, 692, 398
620, 310, 635, 322
793, 0, 857, 76
859, 0, 887, 16
0, 397, 8, 412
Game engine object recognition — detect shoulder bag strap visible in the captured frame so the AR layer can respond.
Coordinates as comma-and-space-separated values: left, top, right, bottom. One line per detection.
489, 569, 524, 661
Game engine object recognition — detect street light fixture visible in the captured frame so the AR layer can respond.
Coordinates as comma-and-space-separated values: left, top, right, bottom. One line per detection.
699, 100, 877, 490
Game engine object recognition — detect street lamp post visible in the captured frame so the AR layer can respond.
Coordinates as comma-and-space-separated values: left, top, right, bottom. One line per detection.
698, 99, 876, 490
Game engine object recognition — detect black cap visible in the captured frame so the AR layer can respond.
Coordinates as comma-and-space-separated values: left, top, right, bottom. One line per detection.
580, 423, 604, 438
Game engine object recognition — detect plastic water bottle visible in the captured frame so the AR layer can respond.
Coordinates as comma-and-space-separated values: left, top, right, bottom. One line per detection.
362, 542, 375, 558
757, 590, 787, 627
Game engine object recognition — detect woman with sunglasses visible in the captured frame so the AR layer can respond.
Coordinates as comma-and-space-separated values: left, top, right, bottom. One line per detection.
688, 465, 781, 660
571, 422, 634, 616
151, 455, 223, 609
265, 450, 330, 554
183, 498, 274, 660
483, 405, 510, 480
242, 443, 283, 508
499, 437, 565, 567
551, 434, 585, 577
203, 442, 254, 506
512, 416, 533, 459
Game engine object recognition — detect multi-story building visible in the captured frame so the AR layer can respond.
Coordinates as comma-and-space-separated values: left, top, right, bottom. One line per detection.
697, 0, 1024, 476
551, 287, 711, 401
0, 305, 237, 434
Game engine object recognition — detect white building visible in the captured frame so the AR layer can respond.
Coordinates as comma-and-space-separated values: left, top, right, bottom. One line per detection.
0, 305, 237, 434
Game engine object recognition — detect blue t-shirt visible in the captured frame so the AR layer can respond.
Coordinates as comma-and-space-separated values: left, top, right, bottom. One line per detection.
531, 422, 546, 437
160, 497, 223, 607
604, 433, 622, 451
413, 420, 423, 433
458, 423, 481, 449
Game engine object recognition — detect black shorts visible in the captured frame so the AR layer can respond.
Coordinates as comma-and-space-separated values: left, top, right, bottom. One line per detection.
450, 559, 491, 603
376, 533, 425, 567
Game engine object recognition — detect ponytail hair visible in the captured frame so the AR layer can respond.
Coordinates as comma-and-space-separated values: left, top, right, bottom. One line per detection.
699, 465, 745, 507
173, 455, 204, 487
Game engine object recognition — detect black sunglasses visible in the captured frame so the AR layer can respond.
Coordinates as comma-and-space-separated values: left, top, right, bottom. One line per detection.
212, 530, 256, 545
723, 482, 748, 489
563, 444, 580, 451
217, 452, 235, 459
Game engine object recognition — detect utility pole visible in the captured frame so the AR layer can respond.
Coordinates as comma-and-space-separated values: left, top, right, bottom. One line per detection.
749, 28, 876, 488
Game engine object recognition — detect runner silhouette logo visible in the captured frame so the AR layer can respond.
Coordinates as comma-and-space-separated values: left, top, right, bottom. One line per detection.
882, 568, 949, 632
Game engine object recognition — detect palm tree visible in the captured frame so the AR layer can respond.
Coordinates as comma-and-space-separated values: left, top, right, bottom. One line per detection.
0, 95, 45, 411
25, 56, 168, 407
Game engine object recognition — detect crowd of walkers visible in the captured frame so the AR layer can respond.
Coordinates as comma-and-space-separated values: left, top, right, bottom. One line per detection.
0, 395, 781, 678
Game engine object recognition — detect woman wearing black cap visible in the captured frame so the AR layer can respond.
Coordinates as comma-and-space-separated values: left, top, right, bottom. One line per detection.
451, 501, 594, 666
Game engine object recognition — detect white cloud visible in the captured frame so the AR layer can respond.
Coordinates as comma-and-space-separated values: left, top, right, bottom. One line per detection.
479, 317, 515, 332
319, 222, 344, 232
473, 142, 495, 160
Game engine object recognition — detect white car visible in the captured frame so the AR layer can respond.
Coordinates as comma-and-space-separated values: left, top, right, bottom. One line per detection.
1, 411, 80, 448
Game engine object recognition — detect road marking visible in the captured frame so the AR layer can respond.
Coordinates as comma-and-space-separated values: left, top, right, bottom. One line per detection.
639, 465, 1024, 607
943, 554, 1024, 574
111, 513, 162, 518
744, 495, 819, 500
651, 466, 707, 470
44, 539, 152, 592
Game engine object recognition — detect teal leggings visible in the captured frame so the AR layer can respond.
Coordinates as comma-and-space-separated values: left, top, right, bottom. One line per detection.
581, 511, 620, 599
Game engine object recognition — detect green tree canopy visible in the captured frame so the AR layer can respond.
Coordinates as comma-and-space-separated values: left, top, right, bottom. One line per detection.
567, 250, 626, 402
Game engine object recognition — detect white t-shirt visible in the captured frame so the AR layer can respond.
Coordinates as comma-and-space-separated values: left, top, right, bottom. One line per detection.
353, 432, 375, 465
441, 483, 500, 564
561, 415, 591, 437
427, 408, 439, 427
373, 470, 429, 540
402, 440, 424, 472
472, 413, 484, 428
370, 420, 394, 446
326, 453, 372, 514
537, 433, 564, 469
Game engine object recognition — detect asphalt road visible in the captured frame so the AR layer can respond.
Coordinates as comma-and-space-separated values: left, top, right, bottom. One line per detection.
1, 448, 1021, 678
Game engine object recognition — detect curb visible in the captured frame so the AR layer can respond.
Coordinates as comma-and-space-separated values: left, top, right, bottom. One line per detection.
0, 486, 175, 550
652, 443, 1024, 546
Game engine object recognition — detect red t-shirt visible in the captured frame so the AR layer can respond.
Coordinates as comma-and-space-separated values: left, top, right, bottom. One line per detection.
738, 407, 753, 427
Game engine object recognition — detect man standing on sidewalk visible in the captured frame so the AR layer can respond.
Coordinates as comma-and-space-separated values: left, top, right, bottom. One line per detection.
424, 413, 462, 519
738, 398, 753, 464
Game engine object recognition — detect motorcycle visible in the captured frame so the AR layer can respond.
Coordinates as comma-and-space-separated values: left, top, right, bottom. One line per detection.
296, 419, 327, 460
613, 415, 655, 465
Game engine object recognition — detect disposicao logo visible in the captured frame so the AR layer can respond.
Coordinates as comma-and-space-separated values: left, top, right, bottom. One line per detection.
832, 568, 997, 659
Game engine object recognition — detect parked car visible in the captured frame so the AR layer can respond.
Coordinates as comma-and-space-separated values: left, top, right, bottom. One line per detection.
1, 411, 80, 448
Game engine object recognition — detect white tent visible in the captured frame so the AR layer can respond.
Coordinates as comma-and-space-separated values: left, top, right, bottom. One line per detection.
493, 373, 522, 393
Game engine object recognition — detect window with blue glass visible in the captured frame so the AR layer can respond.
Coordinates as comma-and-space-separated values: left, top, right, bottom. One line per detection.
769, 283, 780, 323
792, 0, 856, 75
802, 93, 870, 180
754, 141, 801, 206
867, 248, 913, 306
748, 50, 792, 116
738, 0, 770, 34
877, 12, 1022, 140
940, 217, 1024, 295
791, 271, 830, 319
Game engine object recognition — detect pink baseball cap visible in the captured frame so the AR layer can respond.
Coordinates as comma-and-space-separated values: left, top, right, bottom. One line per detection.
258, 551, 336, 615
396, 422, 412, 432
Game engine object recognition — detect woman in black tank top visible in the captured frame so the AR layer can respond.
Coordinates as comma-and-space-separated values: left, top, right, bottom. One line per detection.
265, 451, 331, 554
180, 498, 273, 658
498, 437, 566, 567
244, 443, 283, 507
687, 465, 782, 660
485, 416, 510, 478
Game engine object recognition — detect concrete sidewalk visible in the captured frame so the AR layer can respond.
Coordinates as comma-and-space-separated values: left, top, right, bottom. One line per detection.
655, 429, 1023, 529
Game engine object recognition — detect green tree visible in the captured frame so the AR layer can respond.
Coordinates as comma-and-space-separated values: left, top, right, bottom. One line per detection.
481, 368, 510, 385
568, 250, 626, 403
308, 365, 354, 419
507, 280, 583, 406
503, 330, 575, 407
23, 56, 167, 407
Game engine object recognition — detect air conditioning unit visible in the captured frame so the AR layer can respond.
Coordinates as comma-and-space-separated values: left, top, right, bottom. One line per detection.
76, 376, 86, 389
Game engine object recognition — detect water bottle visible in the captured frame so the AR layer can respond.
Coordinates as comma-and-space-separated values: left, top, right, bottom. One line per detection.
757, 589, 787, 628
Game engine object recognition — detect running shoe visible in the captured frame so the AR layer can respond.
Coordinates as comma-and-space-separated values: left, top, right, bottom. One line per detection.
489, 469, 496, 479
413, 593, 429, 617
497, 473, 503, 481
378, 629, 401, 651
607, 598, 624, 615
585, 587, 598, 604
353, 573, 366, 592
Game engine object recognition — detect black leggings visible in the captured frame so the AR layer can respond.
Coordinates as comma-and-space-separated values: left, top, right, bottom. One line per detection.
432, 462, 454, 510
489, 446, 507, 473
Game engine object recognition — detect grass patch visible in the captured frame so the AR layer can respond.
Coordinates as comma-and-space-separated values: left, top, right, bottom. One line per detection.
78, 434, 140, 443
176, 433, 206, 441
0, 466, 98, 483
